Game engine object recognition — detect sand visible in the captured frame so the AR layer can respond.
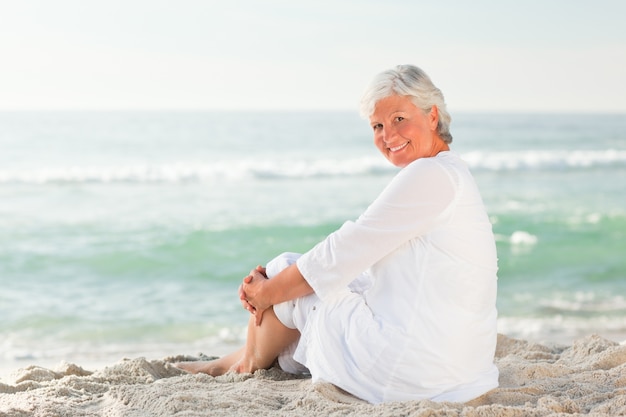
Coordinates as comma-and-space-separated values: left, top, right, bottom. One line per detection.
1, 334, 625, 416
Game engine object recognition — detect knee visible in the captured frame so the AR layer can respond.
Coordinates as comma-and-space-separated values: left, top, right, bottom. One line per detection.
266, 252, 302, 278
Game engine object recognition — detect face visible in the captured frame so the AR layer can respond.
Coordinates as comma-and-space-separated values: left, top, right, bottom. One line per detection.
369, 95, 448, 168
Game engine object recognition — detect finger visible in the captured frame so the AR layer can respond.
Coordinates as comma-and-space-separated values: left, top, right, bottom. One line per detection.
254, 309, 264, 326
251, 269, 266, 280
243, 275, 253, 284
241, 299, 255, 314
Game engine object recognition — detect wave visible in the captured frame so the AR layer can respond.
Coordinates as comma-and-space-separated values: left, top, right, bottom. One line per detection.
0, 158, 393, 184
497, 315, 626, 345
2, 149, 625, 184
463, 149, 626, 171
494, 230, 539, 245
497, 290, 626, 344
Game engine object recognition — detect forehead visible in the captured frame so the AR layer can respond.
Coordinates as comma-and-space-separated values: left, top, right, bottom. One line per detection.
370, 95, 418, 118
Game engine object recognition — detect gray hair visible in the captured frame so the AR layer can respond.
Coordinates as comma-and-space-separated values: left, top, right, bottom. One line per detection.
360, 65, 453, 144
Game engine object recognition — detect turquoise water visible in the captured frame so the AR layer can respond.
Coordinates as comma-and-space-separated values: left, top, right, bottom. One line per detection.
1, 111, 625, 373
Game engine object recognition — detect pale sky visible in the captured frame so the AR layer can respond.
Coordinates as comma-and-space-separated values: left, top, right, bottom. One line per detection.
1, 0, 625, 112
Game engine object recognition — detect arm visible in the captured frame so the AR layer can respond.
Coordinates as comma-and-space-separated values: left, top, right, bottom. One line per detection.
242, 159, 457, 321
298, 158, 457, 301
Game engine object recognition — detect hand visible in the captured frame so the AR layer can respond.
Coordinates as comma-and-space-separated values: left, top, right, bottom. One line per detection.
239, 266, 269, 325
239, 265, 265, 313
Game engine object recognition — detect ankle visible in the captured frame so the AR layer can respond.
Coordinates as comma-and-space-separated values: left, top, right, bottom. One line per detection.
230, 357, 258, 374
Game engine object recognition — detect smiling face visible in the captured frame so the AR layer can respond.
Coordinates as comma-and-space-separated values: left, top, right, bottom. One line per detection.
369, 95, 449, 168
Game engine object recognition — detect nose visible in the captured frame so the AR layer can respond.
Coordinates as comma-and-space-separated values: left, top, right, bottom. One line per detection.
381, 125, 395, 144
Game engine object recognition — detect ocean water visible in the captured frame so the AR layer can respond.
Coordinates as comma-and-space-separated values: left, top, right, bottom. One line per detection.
1, 111, 625, 375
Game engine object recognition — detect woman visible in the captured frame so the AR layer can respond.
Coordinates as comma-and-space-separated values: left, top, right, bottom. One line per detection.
177, 65, 499, 404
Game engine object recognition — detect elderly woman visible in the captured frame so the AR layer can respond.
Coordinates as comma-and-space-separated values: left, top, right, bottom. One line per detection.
177, 65, 499, 404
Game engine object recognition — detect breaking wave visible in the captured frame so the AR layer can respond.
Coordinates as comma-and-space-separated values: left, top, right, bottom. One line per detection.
2, 149, 625, 184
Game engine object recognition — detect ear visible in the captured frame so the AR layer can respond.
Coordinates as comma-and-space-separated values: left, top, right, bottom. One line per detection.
428, 105, 439, 131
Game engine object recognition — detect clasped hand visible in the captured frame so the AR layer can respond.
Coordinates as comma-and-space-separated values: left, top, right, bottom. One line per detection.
239, 265, 270, 325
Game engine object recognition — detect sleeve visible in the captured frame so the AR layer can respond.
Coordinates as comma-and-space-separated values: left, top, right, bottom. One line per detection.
296, 158, 460, 301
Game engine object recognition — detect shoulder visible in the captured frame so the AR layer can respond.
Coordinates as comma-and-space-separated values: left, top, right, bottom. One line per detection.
377, 153, 461, 208
397, 152, 463, 188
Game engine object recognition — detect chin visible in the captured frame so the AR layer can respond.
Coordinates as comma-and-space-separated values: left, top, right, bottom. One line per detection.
388, 158, 407, 168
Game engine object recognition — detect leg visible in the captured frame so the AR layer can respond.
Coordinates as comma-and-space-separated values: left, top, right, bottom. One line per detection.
175, 306, 300, 376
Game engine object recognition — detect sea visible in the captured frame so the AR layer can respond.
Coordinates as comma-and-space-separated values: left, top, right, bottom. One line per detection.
1, 111, 625, 377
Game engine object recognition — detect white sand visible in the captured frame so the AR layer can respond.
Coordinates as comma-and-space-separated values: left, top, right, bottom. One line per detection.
1, 334, 625, 416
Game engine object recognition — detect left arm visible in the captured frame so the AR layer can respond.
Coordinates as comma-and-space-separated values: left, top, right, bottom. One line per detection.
241, 158, 456, 322
298, 158, 457, 301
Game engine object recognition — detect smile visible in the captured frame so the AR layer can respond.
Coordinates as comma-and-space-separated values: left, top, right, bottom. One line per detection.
388, 141, 409, 152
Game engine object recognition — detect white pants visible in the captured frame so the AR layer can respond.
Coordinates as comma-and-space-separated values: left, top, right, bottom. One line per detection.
266, 252, 372, 375
266, 252, 313, 374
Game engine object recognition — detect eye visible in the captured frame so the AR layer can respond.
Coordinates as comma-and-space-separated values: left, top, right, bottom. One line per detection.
372, 123, 383, 131
394, 116, 404, 122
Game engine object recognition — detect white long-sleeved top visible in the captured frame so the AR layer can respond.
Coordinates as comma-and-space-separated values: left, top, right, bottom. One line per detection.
290, 151, 499, 404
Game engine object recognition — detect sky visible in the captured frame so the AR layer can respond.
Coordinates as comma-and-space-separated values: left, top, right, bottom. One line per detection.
0, 0, 625, 113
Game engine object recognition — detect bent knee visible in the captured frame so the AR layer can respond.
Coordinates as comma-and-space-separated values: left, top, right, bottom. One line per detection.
266, 252, 302, 278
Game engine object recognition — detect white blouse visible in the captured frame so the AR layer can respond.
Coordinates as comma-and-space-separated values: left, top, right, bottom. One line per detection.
291, 151, 499, 404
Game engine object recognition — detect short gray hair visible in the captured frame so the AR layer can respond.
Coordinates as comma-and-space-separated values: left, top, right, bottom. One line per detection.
360, 65, 453, 144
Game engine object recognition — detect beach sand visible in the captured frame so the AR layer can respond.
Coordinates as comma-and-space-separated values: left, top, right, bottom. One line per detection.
1, 334, 625, 416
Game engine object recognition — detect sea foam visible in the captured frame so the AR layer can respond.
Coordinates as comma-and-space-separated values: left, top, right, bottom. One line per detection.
1, 149, 624, 184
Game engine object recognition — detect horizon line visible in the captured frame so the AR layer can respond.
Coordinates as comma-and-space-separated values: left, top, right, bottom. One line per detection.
1, 108, 625, 115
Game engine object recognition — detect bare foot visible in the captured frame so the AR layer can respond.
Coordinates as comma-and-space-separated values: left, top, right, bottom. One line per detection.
174, 360, 230, 376
175, 346, 249, 376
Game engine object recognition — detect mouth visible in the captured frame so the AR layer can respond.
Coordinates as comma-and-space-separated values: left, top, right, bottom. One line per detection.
388, 141, 409, 152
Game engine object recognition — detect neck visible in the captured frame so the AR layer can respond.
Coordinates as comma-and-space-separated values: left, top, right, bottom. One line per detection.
431, 136, 450, 156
